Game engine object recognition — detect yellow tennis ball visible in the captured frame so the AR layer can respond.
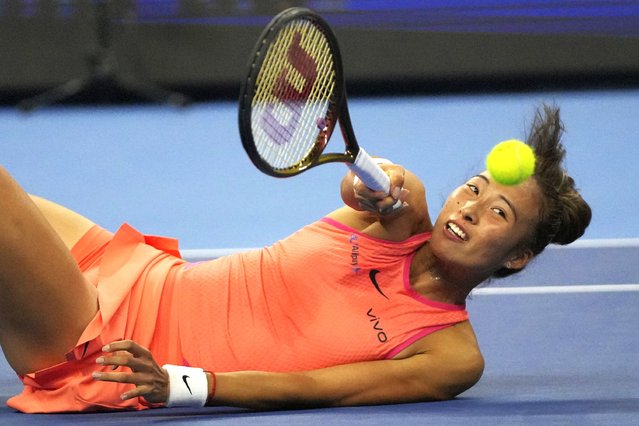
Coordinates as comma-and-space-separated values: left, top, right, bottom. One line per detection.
486, 139, 536, 185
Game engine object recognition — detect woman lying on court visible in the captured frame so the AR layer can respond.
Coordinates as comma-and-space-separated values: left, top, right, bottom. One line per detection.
1, 105, 590, 413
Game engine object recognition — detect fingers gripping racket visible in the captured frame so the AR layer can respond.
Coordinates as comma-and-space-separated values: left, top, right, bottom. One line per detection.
239, 7, 393, 195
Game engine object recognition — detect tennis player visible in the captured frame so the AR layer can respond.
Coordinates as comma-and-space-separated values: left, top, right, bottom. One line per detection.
0, 105, 590, 413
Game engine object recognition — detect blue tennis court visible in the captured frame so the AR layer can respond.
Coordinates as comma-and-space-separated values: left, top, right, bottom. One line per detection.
0, 90, 637, 424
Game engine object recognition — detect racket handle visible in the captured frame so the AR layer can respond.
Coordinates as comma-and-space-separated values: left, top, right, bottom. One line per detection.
349, 149, 403, 212
348, 147, 390, 192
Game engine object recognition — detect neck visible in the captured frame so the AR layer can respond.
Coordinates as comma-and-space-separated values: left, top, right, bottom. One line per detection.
411, 245, 485, 305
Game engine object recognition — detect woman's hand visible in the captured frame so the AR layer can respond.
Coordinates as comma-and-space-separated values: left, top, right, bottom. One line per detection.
92, 340, 169, 404
352, 163, 409, 215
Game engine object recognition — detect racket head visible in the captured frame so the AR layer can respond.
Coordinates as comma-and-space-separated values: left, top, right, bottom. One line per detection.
238, 7, 350, 178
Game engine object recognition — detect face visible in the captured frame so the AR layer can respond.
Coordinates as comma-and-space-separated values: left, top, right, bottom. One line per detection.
430, 171, 541, 277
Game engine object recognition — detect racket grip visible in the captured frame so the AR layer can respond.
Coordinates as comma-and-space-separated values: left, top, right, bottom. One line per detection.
349, 149, 403, 213
348, 147, 391, 193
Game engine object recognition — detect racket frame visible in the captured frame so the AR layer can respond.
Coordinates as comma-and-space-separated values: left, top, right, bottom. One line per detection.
238, 7, 360, 178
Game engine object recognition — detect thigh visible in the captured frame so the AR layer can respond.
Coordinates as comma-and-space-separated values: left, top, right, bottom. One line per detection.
29, 194, 95, 250
0, 167, 98, 375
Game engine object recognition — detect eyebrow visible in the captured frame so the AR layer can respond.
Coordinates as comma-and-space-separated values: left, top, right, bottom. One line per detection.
475, 175, 518, 221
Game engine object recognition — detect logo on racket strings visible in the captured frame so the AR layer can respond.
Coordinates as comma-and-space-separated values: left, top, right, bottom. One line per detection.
261, 32, 319, 145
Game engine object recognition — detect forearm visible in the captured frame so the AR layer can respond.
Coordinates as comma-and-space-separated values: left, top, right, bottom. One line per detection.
206, 356, 459, 410
94, 338, 482, 410
209, 370, 323, 410
335, 167, 430, 241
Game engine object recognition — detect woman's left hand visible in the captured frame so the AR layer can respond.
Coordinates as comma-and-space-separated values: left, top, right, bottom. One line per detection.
352, 163, 409, 215
92, 339, 169, 404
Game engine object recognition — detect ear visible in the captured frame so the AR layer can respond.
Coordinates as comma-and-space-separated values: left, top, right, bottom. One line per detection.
505, 249, 534, 270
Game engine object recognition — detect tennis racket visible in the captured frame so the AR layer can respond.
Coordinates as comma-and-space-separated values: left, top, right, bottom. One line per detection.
238, 7, 394, 196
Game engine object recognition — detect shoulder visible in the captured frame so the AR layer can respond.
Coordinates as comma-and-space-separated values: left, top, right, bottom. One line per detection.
398, 321, 482, 361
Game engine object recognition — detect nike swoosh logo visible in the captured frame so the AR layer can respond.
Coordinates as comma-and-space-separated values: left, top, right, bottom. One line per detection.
182, 375, 193, 395
369, 269, 389, 299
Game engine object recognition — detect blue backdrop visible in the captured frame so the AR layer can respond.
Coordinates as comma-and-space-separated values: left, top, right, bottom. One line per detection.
2, 89, 637, 249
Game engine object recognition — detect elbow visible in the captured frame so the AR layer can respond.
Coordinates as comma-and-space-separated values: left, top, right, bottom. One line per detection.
430, 352, 485, 401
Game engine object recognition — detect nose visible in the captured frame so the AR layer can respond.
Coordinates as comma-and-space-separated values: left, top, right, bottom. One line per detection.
459, 201, 478, 224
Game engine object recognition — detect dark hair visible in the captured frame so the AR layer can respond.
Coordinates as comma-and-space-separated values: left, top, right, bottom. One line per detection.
493, 104, 592, 279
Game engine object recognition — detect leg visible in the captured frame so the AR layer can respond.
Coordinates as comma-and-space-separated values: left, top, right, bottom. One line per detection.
0, 167, 98, 375
29, 194, 95, 250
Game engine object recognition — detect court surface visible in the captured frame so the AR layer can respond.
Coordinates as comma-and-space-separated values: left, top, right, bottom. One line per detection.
0, 91, 637, 424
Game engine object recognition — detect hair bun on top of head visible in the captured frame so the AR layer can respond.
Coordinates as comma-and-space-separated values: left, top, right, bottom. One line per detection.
548, 174, 592, 246
526, 105, 592, 251
491, 104, 591, 280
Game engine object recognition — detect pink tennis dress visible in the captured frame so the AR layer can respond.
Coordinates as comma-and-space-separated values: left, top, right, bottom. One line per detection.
177, 217, 468, 372
8, 217, 468, 413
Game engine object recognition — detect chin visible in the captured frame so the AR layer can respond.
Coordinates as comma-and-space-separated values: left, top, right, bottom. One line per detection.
429, 226, 471, 264
428, 228, 454, 256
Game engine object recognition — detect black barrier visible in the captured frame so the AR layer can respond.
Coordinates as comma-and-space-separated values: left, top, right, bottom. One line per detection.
2, 1, 639, 105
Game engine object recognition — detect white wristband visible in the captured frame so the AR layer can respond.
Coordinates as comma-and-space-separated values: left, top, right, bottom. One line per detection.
163, 364, 208, 407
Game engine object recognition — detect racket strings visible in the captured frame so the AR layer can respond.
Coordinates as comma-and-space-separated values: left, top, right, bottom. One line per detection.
251, 19, 335, 170
257, 21, 322, 166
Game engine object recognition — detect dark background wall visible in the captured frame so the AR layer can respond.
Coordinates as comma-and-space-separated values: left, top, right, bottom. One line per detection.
2, 0, 639, 105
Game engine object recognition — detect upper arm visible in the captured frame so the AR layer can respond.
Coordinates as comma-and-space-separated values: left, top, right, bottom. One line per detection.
303, 322, 484, 406
212, 332, 484, 410
306, 340, 484, 406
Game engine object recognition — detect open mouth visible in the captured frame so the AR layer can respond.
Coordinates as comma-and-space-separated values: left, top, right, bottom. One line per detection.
446, 222, 468, 241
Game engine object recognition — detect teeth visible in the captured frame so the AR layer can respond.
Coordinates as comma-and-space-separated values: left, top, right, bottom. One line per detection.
447, 223, 467, 240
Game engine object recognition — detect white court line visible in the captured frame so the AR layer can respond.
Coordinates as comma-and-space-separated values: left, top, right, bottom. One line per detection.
182, 248, 257, 260
473, 284, 639, 295
182, 238, 639, 260
181, 242, 638, 297
548, 238, 639, 249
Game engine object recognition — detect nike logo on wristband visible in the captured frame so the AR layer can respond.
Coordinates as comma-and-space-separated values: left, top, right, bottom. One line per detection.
182, 375, 193, 395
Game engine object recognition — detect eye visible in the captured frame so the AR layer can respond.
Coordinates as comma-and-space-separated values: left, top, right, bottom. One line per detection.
466, 184, 479, 195
492, 207, 507, 219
